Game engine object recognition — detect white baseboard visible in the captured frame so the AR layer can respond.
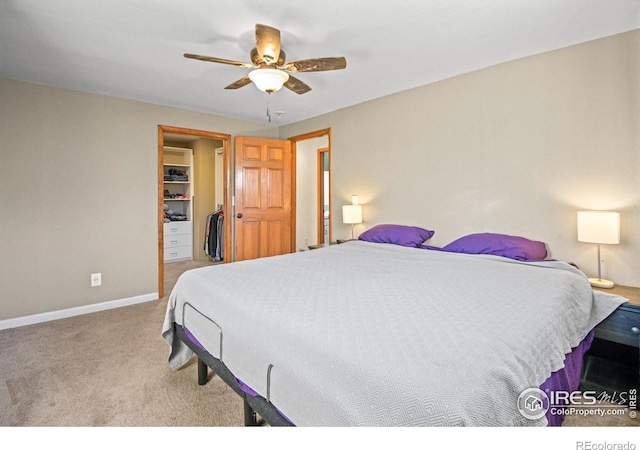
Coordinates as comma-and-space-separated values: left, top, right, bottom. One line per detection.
0, 293, 159, 331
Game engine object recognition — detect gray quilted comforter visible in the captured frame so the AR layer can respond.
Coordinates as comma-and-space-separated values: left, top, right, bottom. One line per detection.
162, 240, 626, 426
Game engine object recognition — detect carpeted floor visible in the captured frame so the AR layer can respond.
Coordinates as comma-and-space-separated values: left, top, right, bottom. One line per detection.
0, 260, 636, 428
0, 259, 244, 427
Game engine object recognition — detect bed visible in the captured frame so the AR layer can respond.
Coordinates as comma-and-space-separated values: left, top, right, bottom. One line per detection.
161, 236, 626, 426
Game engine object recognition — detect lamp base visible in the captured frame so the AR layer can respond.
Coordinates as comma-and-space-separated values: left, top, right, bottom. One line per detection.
588, 278, 614, 289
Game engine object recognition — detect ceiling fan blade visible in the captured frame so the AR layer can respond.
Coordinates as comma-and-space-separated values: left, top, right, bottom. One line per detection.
225, 76, 253, 90
250, 48, 261, 66
184, 53, 254, 69
255, 24, 281, 65
282, 57, 347, 73
283, 75, 312, 95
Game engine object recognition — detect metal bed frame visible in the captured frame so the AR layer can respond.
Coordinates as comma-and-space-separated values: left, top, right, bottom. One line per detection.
174, 324, 293, 427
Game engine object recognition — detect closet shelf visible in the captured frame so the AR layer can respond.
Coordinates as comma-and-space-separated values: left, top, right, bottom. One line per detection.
163, 146, 193, 263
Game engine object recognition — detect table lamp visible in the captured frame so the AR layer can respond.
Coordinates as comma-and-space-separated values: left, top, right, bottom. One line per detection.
577, 211, 620, 288
342, 195, 362, 240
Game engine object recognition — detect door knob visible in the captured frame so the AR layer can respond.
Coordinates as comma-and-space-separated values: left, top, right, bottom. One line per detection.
236, 213, 243, 219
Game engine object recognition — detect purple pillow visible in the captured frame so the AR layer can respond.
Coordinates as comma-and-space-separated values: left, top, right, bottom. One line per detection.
442, 233, 547, 261
358, 224, 434, 248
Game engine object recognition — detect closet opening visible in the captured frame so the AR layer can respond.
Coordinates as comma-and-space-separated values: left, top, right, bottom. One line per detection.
158, 125, 231, 298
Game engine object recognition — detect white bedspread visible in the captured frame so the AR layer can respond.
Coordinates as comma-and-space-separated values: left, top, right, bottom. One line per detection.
161, 240, 626, 426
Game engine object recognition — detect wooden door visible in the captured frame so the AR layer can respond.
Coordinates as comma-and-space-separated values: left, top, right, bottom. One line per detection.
235, 136, 293, 261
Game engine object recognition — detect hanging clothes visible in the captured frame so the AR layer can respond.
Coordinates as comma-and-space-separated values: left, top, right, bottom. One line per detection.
214, 212, 224, 262
204, 208, 224, 262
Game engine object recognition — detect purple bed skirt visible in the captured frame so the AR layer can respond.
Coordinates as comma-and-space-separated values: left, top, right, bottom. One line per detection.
540, 329, 595, 426
184, 326, 595, 427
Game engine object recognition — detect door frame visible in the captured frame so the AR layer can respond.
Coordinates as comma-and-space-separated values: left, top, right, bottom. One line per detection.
288, 128, 332, 248
157, 125, 231, 298
317, 147, 330, 245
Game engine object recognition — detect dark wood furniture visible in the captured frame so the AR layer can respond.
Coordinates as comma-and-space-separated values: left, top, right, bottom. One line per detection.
580, 285, 640, 398
308, 239, 347, 250
307, 242, 335, 250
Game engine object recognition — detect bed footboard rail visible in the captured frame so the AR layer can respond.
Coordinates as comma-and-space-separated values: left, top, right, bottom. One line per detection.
174, 324, 293, 427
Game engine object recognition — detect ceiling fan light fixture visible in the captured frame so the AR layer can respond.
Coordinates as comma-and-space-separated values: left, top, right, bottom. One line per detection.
249, 68, 289, 93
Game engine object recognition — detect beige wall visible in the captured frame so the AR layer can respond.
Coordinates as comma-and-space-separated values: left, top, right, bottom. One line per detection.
0, 78, 278, 321
1, 29, 638, 324
281, 30, 640, 287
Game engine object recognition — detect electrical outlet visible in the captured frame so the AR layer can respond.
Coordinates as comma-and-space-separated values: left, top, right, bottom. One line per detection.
91, 273, 102, 287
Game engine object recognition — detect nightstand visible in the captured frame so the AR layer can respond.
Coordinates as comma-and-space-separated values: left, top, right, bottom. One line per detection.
308, 242, 333, 250
307, 240, 348, 250
580, 285, 640, 396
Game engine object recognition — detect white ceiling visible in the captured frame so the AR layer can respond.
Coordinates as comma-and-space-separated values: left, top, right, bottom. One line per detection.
1, 0, 638, 126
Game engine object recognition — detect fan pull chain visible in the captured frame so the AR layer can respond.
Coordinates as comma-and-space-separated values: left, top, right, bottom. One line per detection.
266, 93, 271, 123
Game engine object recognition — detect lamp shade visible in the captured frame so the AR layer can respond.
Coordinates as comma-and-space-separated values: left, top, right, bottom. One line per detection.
342, 204, 362, 224
249, 69, 289, 93
577, 211, 620, 244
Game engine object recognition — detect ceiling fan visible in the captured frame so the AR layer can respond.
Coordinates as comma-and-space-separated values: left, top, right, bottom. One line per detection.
184, 24, 347, 94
